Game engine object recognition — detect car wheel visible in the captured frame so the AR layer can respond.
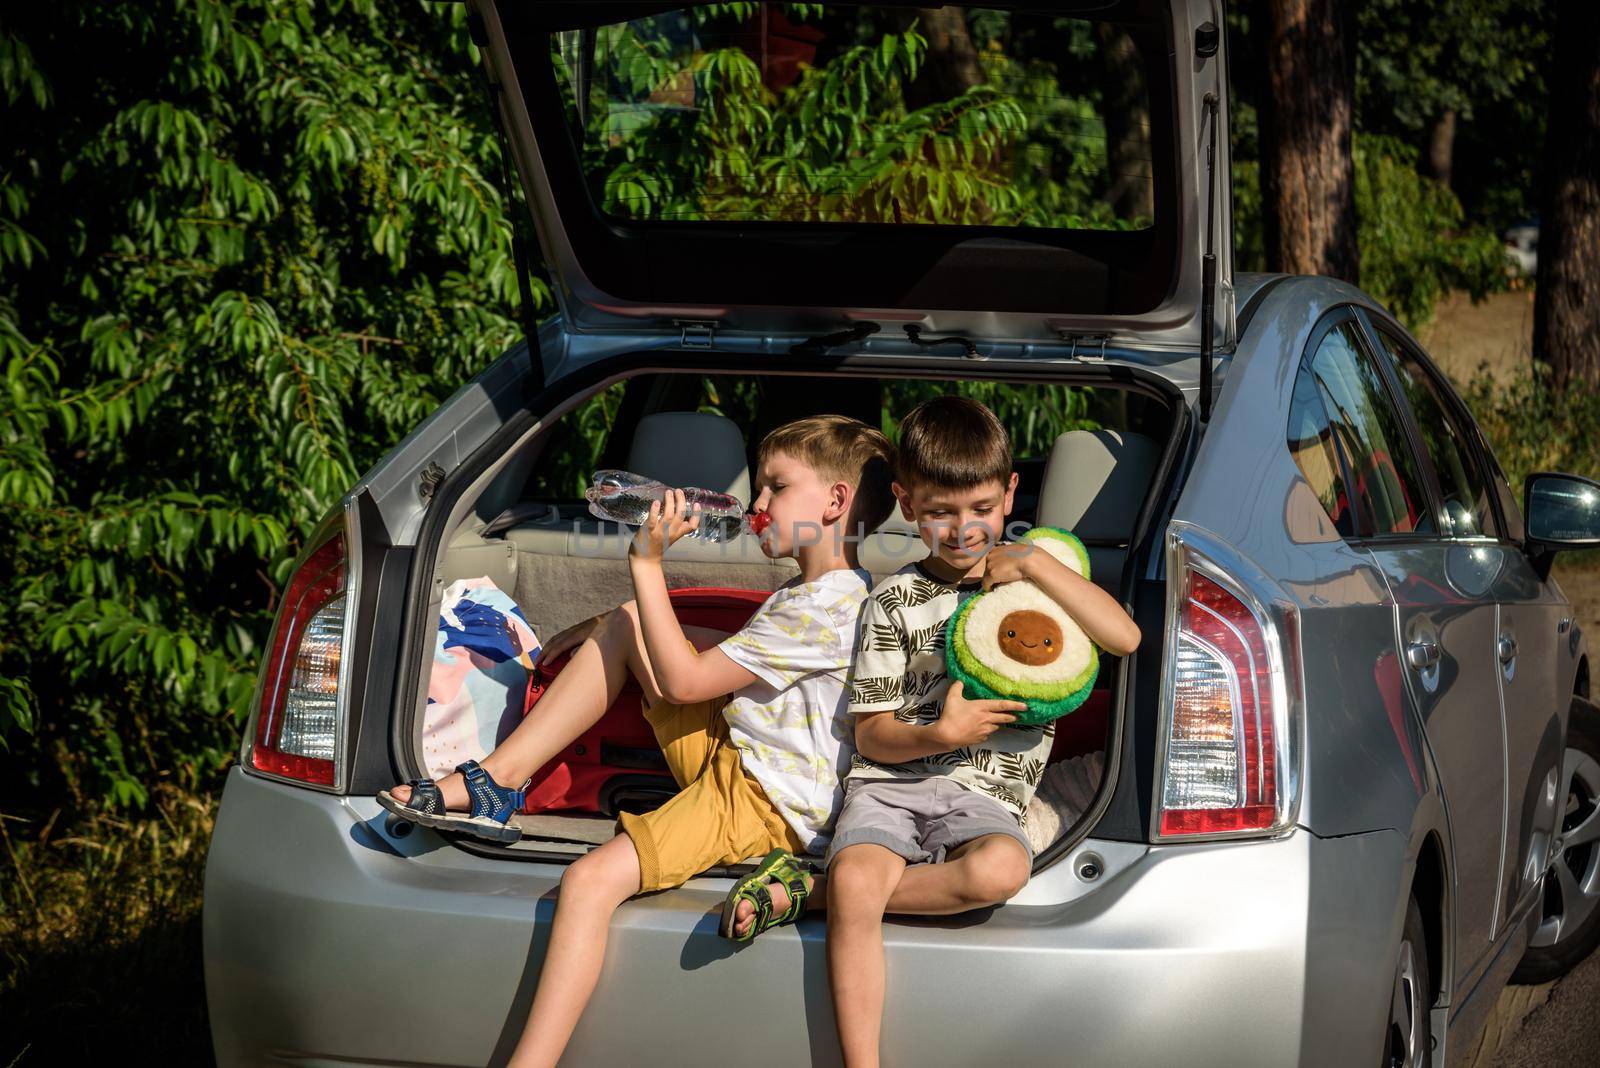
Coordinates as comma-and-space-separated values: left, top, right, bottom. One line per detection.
1512, 695, 1600, 984
1385, 896, 1433, 1068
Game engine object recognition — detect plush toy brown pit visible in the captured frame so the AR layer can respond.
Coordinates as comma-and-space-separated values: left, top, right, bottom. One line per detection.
997, 610, 1064, 667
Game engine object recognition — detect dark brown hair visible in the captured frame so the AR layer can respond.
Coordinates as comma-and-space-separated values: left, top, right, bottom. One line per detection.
895, 395, 1012, 492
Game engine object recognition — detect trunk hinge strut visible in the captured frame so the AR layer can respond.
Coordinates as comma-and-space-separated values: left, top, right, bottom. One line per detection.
1199, 88, 1220, 424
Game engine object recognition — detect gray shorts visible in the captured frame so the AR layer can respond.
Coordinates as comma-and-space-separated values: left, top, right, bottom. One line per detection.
825, 777, 1032, 869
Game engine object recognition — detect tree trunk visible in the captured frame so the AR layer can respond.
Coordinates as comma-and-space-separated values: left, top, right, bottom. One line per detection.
1260, 0, 1360, 283
1533, 0, 1600, 391
901, 8, 984, 110
1097, 24, 1153, 221
1424, 108, 1457, 190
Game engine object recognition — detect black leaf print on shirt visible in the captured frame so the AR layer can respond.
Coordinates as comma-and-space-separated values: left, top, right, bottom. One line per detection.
1022, 759, 1046, 788
850, 675, 904, 705
865, 622, 902, 652
905, 622, 945, 657
991, 751, 1030, 783
978, 781, 1025, 811
906, 671, 946, 700
875, 584, 912, 614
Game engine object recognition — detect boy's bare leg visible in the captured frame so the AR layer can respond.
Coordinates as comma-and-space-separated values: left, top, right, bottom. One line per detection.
875, 834, 1030, 914
391, 601, 725, 809
731, 835, 1029, 937
507, 833, 643, 1068
826, 843, 906, 1068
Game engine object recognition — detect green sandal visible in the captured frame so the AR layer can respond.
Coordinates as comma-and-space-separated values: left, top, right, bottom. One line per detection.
719, 848, 813, 942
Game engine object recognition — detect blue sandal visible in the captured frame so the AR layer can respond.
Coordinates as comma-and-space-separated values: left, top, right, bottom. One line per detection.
376, 759, 526, 844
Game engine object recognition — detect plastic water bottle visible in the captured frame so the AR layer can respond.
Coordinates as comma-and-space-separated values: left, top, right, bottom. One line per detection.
584, 469, 771, 543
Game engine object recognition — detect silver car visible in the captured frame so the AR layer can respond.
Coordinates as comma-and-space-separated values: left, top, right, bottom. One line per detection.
203, 3, 1600, 1065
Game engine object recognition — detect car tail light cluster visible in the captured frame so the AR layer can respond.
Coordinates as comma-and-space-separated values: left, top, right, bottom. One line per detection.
1156, 535, 1300, 840
248, 530, 349, 788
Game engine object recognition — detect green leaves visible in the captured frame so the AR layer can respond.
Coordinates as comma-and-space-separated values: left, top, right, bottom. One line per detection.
1354, 134, 1507, 327
563, 11, 1127, 232
1, 0, 543, 810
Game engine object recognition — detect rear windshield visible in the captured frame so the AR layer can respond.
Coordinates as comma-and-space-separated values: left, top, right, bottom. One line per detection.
548, 5, 1159, 232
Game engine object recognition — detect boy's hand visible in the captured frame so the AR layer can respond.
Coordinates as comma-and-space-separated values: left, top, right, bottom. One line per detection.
981, 541, 1042, 590
630, 488, 701, 561
931, 680, 1024, 749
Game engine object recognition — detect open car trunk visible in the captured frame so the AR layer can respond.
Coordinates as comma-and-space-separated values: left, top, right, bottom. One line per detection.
469, 0, 1235, 352
400, 356, 1189, 872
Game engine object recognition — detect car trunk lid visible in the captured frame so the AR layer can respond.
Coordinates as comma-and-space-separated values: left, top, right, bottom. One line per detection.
468, 1, 1234, 353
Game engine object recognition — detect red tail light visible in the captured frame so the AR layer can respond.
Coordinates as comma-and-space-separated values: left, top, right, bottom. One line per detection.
1156, 540, 1298, 840
249, 532, 347, 787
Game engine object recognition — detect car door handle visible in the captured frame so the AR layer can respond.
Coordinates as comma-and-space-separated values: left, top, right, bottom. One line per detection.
1498, 635, 1518, 663
1406, 640, 1441, 670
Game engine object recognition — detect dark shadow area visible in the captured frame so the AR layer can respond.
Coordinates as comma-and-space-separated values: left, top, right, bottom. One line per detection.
675, 907, 740, 971
797, 919, 843, 1068
2, 902, 214, 1066
486, 888, 559, 1067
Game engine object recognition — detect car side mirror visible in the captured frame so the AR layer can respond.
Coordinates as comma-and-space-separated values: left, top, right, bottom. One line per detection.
1523, 472, 1600, 579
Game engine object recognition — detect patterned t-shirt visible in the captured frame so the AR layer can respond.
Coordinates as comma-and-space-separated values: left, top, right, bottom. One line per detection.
846, 561, 1055, 818
718, 567, 873, 852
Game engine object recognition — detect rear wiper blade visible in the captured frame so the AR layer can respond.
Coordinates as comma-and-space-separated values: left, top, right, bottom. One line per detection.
903, 324, 982, 359
789, 321, 880, 355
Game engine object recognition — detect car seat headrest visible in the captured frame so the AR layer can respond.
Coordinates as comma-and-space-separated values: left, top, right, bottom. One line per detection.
625, 412, 753, 507
1036, 429, 1160, 541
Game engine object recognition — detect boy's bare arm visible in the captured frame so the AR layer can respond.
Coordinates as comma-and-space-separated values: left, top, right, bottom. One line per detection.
628, 492, 758, 704
983, 543, 1141, 656
855, 682, 1024, 764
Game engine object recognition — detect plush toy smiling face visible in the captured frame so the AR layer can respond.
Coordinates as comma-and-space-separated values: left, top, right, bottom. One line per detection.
998, 610, 1063, 667
945, 527, 1100, 725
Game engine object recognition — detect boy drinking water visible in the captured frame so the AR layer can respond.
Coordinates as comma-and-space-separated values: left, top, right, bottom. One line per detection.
826, 396, 1141, 1068
378, 415, 895, 1068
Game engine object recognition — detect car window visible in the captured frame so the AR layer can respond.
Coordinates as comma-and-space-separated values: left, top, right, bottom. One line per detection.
1287, 367, 1358, 537
1374, 331, 1500, 540
1304, 321, 1433, 537
1478, 428, 1526, 543
549, 6, 1157, 232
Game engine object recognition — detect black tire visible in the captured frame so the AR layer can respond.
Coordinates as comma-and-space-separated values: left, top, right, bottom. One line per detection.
1384, 896, 1434, 1068
1512, 694, 1600, 984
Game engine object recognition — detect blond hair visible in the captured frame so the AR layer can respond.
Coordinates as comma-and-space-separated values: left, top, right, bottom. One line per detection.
757, 414, 897, 535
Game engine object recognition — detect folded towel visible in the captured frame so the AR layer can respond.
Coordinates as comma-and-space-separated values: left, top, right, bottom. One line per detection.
421, 576, 541, 781
1023, 750, 1105, 853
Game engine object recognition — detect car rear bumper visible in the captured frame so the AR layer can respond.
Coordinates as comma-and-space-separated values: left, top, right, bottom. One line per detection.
205, 767, 1409, 1067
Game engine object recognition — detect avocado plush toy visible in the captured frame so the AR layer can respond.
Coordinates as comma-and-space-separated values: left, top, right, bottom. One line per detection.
945, 527, 1099, 726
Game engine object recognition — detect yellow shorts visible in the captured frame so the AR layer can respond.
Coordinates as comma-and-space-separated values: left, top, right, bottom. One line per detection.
618, 694, 804, 892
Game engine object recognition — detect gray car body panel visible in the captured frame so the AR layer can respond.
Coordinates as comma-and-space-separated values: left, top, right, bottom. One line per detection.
207, 255, 1585, 1062
205, 768, 1405, 1068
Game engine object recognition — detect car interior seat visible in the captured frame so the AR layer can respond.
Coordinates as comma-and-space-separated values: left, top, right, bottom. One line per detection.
1036, 428, 1160, 761
1035, 428, 1161, 598
623, 410, 753, 505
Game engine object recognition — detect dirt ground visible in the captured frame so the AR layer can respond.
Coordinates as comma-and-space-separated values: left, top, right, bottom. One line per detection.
1415, 287, 1538, 388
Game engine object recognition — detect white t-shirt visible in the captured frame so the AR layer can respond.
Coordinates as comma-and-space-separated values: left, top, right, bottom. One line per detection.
718, 567, 873, 852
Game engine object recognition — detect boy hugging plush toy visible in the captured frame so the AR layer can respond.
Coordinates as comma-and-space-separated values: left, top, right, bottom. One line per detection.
946, 526, 1100, 726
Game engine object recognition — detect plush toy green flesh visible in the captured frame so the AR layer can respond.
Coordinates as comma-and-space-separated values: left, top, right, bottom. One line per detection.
945, 527, 1099, 726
